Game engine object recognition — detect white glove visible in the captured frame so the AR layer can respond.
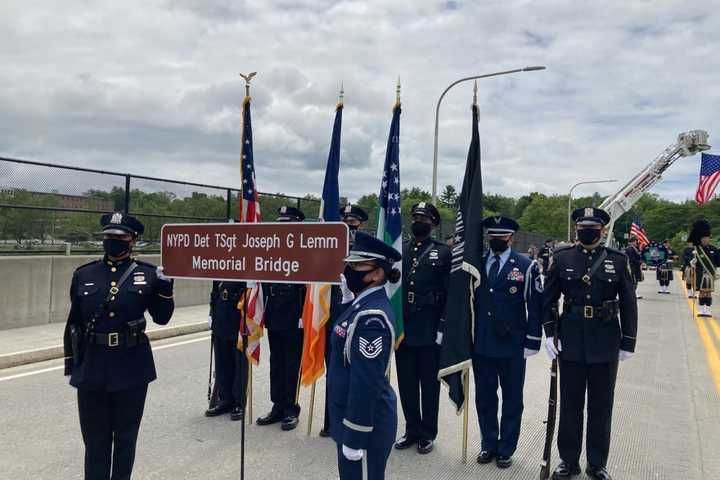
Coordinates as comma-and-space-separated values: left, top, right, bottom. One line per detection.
207, 315, 213, 329
524, 348, 539, 359
298, 318, 304, 329
156, 266, 171, 282
619, 350, 634, 361
435, 332, 443, 345
342, 445, 364, 461
545, 337, 562, 360
340, 274, 355, 304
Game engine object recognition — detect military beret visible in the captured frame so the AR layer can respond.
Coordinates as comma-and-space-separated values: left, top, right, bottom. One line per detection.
482, 215, 520, 236
411, 202, 440, 225
99, 212, 144, 237
276, 206, 305, 222
571, 207, 610, 226
340, 204, 369, 222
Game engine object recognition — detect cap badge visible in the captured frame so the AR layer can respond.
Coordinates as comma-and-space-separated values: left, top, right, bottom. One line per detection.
110, 212, 123, 224
280, 206, 287, 214
494, 216, 501, 224
584, 207, 594, 217
418, 202, 426, 208
345, 205, 352, 213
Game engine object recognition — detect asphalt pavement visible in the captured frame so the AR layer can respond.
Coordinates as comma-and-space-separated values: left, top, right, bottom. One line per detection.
1, 279, 719, 479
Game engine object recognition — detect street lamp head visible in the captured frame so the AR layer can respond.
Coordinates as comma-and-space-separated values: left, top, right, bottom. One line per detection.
523, 66, 546, 71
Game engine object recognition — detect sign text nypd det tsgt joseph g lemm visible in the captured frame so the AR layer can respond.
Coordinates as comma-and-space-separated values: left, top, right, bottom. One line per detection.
161, 222, 349, 284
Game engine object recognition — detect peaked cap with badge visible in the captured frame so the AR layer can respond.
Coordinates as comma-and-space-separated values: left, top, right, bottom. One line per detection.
411, 202, 441, 226
345, 231, 401, 265
276, 206, 305, 222
482, 215, 520, 236
340, 204, 369, 223
571, 207, 610, 226
99, 212, 145, 237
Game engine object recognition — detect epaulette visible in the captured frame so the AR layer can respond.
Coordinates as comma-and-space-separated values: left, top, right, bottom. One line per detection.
75, 259, 102, 271
133, 258, 158, 269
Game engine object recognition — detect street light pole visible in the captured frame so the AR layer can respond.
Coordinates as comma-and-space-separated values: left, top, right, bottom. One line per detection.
566, 179, 619, 242
431, 66, 546, 203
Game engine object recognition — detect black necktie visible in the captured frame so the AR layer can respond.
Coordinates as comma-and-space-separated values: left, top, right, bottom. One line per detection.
488, 255, 501, 286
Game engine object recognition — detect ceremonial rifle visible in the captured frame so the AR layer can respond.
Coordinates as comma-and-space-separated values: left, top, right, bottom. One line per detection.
539, 309, 559, 479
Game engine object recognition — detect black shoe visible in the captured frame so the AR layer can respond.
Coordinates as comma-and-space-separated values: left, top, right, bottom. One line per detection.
417, 439, 434, 454
318, 428, 331, 438
476, 450, 496, 464
205, 402, 233, 417
281, 415, 299, 431
394, 434, 418, 450
496, 455, 512, 468
256, 411, 283, 426
230, 406, 244, 421
551, 461, 581, 479
586, 466, 612, 480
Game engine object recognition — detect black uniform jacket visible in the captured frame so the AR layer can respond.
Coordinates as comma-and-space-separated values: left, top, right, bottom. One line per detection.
63, 257, 174, 391
402, 237, 451, 346
263, 283, 306, 331
625, 245, 644, 281
542, 245, 638, 364
210, 280, 247, 341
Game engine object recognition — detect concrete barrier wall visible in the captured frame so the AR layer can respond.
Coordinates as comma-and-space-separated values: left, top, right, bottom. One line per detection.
0, 255, 211, 330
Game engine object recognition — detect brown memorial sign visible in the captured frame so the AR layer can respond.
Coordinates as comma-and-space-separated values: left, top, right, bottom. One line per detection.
161, 222, 349, 284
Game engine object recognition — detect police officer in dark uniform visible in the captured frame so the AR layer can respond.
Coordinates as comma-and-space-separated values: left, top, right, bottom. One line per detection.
205, 280, 248, 420
656, 240, 674, 294
688, 219, 720, 317
63, 212, 174, 480
543, 207, 638, 480
625, 236, 644, 299
539, 239, 554, 273
320, 204, 369, 438
256, 206, 306, 431
327, 231, 401, 480
473, 215, 543, 469
394, 202, 450, 455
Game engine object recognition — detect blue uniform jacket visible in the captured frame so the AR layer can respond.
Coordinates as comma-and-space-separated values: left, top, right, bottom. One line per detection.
327, 286, 397, 450
473, 249, 543, 358
63, 257, 174, 391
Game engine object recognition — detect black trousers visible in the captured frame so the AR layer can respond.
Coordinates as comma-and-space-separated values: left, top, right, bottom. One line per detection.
395, 344, 441, 441
558, 359, 618, 469
213, 336, 248, 408
77, 385, 148, 480
268, 328, 304, 417
472, 355, 526, 457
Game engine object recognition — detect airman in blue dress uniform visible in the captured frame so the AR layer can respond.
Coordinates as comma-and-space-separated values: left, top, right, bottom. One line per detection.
63, 212, 174, 480
327, 231, 401, 480
256, 206, 307, 431
473, 215, 543, 469
320, 204, 369, 438
543, 207, 638, 480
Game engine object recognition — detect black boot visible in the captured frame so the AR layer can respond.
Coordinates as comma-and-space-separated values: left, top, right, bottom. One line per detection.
551, 461, 581, 479
205, 402, 233, 417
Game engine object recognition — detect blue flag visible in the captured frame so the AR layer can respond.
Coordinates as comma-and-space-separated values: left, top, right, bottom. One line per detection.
319, 103, 343, 221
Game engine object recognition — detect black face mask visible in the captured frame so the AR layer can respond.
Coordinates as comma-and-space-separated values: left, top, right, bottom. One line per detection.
577, 229, 601, 246
411, 221, 432, 239
489, 238, 509, 253
343, 265, 375, 294
103, 238, 131, 258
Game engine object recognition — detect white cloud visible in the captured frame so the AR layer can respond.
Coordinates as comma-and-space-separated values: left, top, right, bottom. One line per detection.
1, 0, 718, 206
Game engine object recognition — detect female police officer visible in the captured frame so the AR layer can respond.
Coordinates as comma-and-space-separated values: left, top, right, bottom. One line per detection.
63, 212, 174, 480
327, 231, 401, 480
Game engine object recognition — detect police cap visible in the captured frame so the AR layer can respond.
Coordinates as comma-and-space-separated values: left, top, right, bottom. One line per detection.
340, 204, 368, 223
99, 212, 144, 237
571, 207, 610, 226
482, 215, 520, 236
344, 231, 401, 265
276, 206, 305, 222
411, 202, 440, 225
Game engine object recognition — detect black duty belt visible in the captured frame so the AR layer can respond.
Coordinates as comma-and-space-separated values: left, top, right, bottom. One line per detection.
85, 318, 147, 348
407, 291, 446, 306
564, 301, 618, 319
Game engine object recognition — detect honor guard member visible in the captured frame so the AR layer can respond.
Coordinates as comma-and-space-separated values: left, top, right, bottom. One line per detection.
320, 204, 369, 438
327, 232, 401, 480
539, 239, 554, 273
683, 240, 697, 297
625, 236, 644, 299
656, 240, 675, 295
473, 215, 542, 469
63, 212, 174, 480
543, 207, 638, 480
688, 219, 720, 317
257, 206, 307, 431
205, 280, 248, 420
394, 202, 450, 454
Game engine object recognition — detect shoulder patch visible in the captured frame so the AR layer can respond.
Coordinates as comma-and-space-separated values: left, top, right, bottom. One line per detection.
358, 315, 387, 330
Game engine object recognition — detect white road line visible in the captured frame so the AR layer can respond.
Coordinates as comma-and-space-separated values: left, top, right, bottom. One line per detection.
0, 335, 210, 382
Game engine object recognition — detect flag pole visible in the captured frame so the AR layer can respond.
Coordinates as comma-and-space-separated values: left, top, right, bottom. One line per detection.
462, 368, 470, 463
307, 381, 317, 436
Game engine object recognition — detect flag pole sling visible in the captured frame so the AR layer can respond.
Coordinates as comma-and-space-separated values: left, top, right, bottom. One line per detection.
462, 368, 470, 463
307, 380, 317, 436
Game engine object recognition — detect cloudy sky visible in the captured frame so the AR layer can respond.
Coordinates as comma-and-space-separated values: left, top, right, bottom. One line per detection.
1, 0, 718, 203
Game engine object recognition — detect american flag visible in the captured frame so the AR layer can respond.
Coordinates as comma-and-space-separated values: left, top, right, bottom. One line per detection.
630, 219, 649, 249
695, 153, 720, 205
237, 95, 265, 364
